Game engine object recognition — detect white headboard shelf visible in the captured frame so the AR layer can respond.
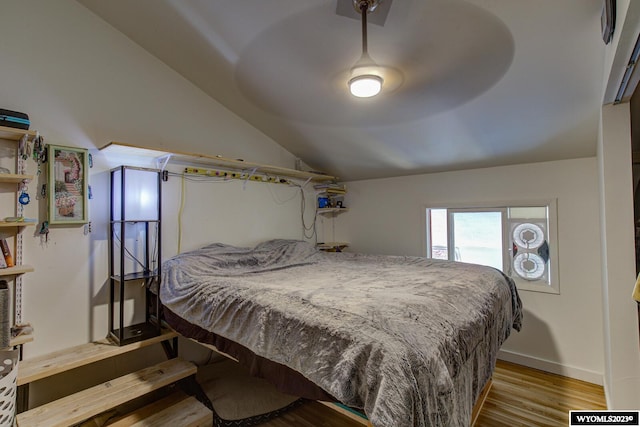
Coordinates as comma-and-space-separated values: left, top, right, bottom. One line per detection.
99, 141, 338, 183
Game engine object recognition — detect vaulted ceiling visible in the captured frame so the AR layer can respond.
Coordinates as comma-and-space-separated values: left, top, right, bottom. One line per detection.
78, 0, 606, 181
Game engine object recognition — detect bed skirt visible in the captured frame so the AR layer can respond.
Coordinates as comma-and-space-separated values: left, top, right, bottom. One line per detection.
164, 307, 336, 402
165, 307, 494, 426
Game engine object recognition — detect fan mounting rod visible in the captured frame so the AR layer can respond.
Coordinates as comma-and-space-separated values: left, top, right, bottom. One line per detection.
353, 0, 380, 54
348, 0, 384, 98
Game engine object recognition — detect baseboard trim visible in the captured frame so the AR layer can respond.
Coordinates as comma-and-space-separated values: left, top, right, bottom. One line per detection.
498, 349, 604, 386
603, 377, 613, 409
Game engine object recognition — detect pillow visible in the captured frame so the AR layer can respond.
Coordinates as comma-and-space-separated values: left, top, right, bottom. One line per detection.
249, 239, 321, 270
253, 239, 315, 253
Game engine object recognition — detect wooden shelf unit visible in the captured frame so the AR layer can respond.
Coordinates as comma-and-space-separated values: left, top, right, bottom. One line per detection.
316, 184, 348, 251
0, 124, 37, 351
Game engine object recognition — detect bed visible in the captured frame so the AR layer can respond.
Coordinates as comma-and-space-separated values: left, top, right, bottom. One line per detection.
160, 239, 522, 427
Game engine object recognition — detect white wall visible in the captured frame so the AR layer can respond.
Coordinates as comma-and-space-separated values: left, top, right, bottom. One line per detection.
598, 0, 640, 409
0, 0, 315, 363
2, 0, 635, 412
339, 158, 605, 384
598, 103, 640, 409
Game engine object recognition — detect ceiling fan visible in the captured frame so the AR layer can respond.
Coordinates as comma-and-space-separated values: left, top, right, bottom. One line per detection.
348, 0, 385, 98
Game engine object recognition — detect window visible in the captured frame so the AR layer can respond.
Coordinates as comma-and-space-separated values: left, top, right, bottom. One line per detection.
425, 200, 558, 294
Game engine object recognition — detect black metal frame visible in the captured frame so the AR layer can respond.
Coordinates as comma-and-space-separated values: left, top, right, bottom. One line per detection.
108, 166, 162, 346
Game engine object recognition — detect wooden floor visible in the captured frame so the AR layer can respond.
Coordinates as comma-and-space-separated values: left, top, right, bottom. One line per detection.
475, 360, 607, 427
261, 360, 607, 427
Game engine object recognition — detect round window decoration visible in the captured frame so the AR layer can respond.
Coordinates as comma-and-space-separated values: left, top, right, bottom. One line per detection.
513, 253, 546, 280
512, 223, 545, 249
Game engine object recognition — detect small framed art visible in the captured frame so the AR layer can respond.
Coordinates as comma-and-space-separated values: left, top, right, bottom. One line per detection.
48, 144, 89, 224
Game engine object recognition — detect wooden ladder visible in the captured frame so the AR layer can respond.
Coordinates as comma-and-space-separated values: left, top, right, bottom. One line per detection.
15, 329, 212, 427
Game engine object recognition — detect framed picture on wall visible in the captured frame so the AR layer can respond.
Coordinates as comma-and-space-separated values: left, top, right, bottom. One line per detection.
47, 144, 89, 224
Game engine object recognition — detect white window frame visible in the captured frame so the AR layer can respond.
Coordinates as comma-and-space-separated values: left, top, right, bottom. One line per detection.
423, 199, 559, 294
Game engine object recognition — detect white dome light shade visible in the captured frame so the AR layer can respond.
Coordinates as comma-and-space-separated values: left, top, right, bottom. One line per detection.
349, 74, 383, 98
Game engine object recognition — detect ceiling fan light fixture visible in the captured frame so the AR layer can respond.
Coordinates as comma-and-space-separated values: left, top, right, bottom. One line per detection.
349, 74, 383, 97
349, 0, 383, 98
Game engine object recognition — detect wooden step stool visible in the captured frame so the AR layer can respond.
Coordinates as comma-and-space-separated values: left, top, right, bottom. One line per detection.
15, 329, 212, 427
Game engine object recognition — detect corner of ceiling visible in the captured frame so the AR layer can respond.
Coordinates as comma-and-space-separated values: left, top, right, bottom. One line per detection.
603, 1, 640, 104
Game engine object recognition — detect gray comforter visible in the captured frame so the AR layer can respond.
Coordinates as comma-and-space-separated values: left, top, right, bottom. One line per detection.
161, 239, 522, 427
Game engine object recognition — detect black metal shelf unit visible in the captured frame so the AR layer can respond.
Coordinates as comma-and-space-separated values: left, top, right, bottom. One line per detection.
109, 166, 162, 346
